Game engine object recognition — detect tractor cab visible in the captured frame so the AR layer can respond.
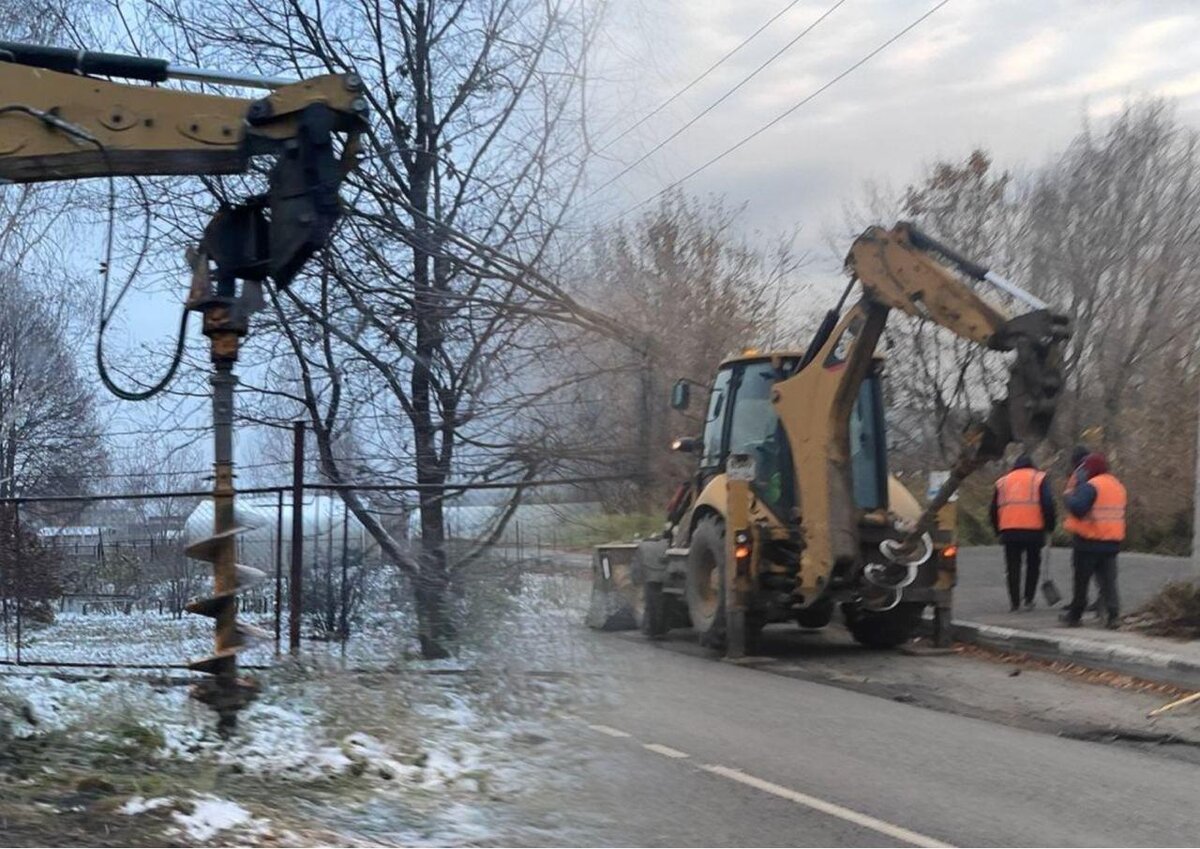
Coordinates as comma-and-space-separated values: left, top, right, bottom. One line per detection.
673, 352, 889, 522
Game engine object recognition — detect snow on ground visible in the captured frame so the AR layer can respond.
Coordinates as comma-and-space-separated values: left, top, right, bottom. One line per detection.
2, 553, 594, 670
119, 796, 172, 815
5, 609, 278, 667
169, 795, 269, 843
0, 555, 606, 844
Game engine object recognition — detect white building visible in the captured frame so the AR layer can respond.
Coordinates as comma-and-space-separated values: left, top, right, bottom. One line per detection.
183, 494, 382, 571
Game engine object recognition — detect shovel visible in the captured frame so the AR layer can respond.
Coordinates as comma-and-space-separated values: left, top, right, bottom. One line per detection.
1040, 546, 1063, 607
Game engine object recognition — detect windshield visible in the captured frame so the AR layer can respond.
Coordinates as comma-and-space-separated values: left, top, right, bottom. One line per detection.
729, 362, 791, 516
729, 364, 777, 457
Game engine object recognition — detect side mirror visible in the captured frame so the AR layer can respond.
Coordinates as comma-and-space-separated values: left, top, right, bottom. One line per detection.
670, 379, 690, 411
671, 436, 702, 454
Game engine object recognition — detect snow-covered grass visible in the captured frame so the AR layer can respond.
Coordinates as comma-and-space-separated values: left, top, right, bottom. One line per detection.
4, 547, 594, 669
0, 553, 606, 845
8, 609, 278, 667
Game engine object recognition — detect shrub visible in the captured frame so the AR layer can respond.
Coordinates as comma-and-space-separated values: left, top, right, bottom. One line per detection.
1124, 580, 1200, 639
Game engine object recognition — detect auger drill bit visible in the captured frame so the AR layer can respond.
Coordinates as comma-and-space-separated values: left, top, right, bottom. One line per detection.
185, 514, 265, 731
184, 243, 269, 734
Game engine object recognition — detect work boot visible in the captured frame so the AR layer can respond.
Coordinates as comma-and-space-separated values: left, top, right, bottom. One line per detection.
1024, 599, 1036, 611
1059, 612, 1081, 628
1105, 615, 1120, 631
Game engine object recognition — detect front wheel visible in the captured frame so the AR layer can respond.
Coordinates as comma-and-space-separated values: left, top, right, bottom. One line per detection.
685, 516, 726, 648
844, 602, 923, 649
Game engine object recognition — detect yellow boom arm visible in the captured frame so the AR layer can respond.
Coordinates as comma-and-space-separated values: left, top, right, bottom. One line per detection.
0, 61, 365, 182
0, 42, 368, 286
774, 223, 1070, 604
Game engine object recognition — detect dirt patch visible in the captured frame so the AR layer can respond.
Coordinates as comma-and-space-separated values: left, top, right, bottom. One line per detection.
951, 641, 1191, 698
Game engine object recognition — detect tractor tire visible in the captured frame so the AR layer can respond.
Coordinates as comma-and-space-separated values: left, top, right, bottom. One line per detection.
795, 597, 834, 630
641, 582, 668, 638
843, 602, 924, 649
685, 516, 726, 649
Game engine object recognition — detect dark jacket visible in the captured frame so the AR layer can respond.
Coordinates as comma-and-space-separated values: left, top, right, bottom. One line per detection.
990, 456, 1056, 544
1065, 454, 1122, 554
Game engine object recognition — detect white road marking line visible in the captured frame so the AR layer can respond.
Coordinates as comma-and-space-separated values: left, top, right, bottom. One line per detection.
700, 764, 953, 849
587, 723, 632, 738
642, 742, 689, 759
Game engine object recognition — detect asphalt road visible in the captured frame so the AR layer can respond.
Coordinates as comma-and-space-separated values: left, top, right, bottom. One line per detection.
559, 629, 1200, 847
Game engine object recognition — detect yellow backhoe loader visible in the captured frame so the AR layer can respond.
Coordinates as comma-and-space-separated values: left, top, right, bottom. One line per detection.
588, 223, 1071, 656
0, 41, 367, 726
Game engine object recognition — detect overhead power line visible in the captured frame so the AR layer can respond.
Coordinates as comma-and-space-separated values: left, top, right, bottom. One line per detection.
602, 0, 954, 227
590, 0, 848, 198
595, 0, 808, 155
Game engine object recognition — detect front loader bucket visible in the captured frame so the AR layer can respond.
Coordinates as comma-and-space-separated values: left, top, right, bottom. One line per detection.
586, 544, 640, 631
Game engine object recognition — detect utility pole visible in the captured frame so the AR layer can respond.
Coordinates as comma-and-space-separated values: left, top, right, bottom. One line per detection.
1193, 386, 1200, 572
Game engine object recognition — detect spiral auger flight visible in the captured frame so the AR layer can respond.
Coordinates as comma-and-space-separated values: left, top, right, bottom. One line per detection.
184, 498, 268, 733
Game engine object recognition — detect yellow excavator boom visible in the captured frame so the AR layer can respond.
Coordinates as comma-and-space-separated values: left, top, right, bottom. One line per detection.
774, 222, 1070, 604
0, 41, 366, 182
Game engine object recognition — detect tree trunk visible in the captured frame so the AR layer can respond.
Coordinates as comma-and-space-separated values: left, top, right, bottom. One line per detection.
407, 0, 454, 659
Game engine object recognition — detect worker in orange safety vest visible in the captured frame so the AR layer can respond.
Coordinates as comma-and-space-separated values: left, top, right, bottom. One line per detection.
1064, 445, 1101, 616
990, 454, 1056, 612
1060, 452, 1127, 630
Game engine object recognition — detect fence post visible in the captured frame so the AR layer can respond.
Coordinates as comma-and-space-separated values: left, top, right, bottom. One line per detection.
290, 421, 305, 654
274, 489, 284, 654
1, 511, 7, 662
14, 502, 21, 666
339, 501, 350, 640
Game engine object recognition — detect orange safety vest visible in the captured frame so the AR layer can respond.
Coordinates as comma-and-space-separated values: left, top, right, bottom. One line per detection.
1064, 473, 1127, 541
995, 468, 1047, 531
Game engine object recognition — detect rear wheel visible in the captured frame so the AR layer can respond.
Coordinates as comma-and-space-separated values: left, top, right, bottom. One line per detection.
685, 516, 726, 649
795, 597, 834, 630
844, 602, 923, 649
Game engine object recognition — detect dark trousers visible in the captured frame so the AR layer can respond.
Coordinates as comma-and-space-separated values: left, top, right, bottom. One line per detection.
1068, 550, 1119, 621
1003, 541, 1042, 608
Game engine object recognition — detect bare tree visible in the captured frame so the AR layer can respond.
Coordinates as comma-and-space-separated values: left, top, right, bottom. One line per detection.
1026, 101, 1200, 546
110, 444, 205, 616
549, 191, 804, 509
0, 272, 107, 500
838, 106, 1200, 551
134, 0, 607, 657
838, 150, 1022, 471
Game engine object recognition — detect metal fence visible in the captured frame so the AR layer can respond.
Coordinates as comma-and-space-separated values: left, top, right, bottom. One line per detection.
0, 484, 393, 669
0, 407, 620, 674
0, 478, 603, 671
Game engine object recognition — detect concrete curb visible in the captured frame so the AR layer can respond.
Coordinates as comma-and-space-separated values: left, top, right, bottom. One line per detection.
948, 619, 1200, 691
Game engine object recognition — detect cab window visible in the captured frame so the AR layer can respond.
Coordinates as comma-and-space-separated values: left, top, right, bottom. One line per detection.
700, 369, 732, 467
849, 374, 888, 509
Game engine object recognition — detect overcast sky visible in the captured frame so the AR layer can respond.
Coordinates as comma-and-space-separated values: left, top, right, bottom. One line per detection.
86, 0, 1200, 464
589, 0, 1200, 284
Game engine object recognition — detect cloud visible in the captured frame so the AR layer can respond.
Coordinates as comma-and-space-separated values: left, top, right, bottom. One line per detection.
989, 28, 1064, 87
592, 0, 1200, 271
